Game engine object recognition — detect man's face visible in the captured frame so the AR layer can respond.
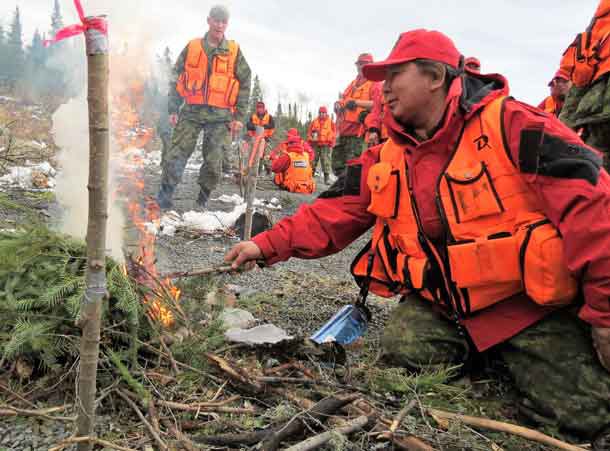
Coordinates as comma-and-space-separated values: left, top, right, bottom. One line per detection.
383, 62, 434, 126
207, 16, 228, 41
319, 111, 328, 120
550, 78, 571, 99
355, 62, 367, 77
256, 104, 265, 115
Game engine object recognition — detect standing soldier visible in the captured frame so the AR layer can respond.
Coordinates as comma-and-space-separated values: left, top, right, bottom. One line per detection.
332, 53, 381, 176
307, 106, 336, 184
156, 5, 252, 210
538, 69, 571, 117
559, 0, 610, 169
246, 101, 276, 175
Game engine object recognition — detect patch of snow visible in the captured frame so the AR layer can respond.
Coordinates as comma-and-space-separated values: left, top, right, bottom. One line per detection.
213, 194, 281, 210
0, 161, 56, 190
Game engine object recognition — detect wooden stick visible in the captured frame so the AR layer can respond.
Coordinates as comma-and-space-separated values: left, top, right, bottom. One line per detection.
284, 415, 371, 451
161, 419, 196, 451
49, 436, 136, 451
244, 126, 265, 240
206, 353, 264, 394
0, 382, 37, 408
115, 390, 168, 451
160, 264, 236, 280
0, 404, 75, 422
428, 409, 587, 451
155, 399, 255, 415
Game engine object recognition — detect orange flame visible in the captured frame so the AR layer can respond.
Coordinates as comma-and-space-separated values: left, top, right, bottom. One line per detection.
112, 74, 179, 328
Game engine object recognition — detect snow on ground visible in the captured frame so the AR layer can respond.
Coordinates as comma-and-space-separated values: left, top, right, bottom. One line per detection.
215, 194, 282, 210
0, 161, 56, 190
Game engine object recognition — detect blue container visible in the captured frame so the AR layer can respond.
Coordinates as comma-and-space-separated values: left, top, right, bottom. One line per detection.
310, 304, 369, 345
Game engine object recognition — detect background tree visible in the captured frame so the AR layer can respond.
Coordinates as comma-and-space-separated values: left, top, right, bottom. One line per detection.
5, 7, 25, 91
0, 23, 7, 87
248, 74, 263, 116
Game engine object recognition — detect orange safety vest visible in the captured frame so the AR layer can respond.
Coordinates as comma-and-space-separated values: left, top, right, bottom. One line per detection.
351, 96, 577, 318
276, 150, 316, 194
341, 79, 375, 124
560, 1, 610, 87
309, 117, 335, 143
248, 112, 274, 138
176, 38, 240, 109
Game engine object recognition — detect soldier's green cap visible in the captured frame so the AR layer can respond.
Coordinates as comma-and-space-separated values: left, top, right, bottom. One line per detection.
209, 5, 230, 21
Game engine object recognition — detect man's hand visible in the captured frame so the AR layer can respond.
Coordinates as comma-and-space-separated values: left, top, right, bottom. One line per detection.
593, 327, 610, 372
345, 100, 358, 110
225, 241, 263, 269
169, 113, 178, 127
230, 120, 244, 132
368, 131, 380, 146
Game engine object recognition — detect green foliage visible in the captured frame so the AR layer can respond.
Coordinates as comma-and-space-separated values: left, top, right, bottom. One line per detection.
366, 365, 463, 397
0, 226, 142, 372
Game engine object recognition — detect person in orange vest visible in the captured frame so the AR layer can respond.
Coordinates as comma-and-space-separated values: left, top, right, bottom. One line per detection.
227, 29, 610, 445
364, 88, 389, 147
270, 128, 315, 164
538, 69, 571, 117
156, 5, 251, 211
246, 101, 276, 175
333, 53, 382, 176
271, 132, 316, 194
464, 56, 481, 73
307, 106, 336, 184
559, 0, 610, 171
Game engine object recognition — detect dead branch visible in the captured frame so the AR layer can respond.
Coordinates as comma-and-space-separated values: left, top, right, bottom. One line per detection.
0, 382, 37, 408
428, 408, 587, 451
205, 353, 264, 394
161, 419, 196, 451
195, 394, 359, 449
161, 264, 236, 280
284, 415, 371, 451
256, 376, 368, 394
49, 436, 136, 451
156, 399, 255, 415
115, 390, 168, 451
0, 403, 75, 422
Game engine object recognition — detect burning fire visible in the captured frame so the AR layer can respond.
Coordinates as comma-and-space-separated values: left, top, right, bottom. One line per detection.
112, 73, 180, 328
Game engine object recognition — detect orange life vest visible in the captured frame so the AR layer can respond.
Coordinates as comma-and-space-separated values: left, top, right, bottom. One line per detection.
541, 96, 558, 115
248, 112, 274, 138
351, 96, 577, 318
277, 149, 315, 194
560, 1, 610, 87
309, 117, 335, 144
341, 79, 374, 124
176, 38, 240, 109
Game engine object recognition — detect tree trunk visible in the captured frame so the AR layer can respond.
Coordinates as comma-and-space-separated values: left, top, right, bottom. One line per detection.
244, 126, 265, 240
75, 19, 109, 451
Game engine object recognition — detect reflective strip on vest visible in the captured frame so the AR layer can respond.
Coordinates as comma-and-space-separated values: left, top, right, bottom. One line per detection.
351, 96, 577, 317
176, 38, 240, 109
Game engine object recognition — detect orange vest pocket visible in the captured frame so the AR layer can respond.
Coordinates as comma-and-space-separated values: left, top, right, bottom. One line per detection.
447, 235, 521, 288
517, 221, 577, 305
444, 163, 504, 223
367, 162, 400, 218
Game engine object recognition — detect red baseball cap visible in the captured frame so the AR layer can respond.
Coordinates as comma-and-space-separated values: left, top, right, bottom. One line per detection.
256, 101, 265, 107
287, 128, 299, 137
319, 106, 328, 113
548, 68, 570, 86
356, 53, 374, 64
363, 29, 462, 82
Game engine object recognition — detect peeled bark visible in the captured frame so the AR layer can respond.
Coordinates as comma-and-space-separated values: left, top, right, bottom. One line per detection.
75, 19, 110, 451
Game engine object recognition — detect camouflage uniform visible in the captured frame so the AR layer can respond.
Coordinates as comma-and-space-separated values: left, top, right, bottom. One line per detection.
331, 135, 364, 176
381, 298, 610, 438
158, 34, 251, 207
312, 144, 333, 178
559, 73, 610, 171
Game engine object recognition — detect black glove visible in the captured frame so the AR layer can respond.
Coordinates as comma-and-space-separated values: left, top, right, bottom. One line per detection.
345, 100, 357, 110
358, 110, 368, 123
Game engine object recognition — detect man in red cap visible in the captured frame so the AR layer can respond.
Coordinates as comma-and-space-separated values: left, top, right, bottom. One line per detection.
538, 69, 571, 117
226, 28, 610, 446
307, 106, 336, 184
332, 53, 382, 176
464, 56, 481, 73
246, 101, 276, 175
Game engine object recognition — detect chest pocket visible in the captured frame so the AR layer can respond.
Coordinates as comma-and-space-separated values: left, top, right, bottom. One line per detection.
444, 162, 504, 223
367, 162, 400, 219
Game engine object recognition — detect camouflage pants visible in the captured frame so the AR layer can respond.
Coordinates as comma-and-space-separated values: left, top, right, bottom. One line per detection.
312, 144, 332, 176
560, 75, 610, 171
381, 299, 610, 438
331, 135, 364, 176
160, 117, 229, 195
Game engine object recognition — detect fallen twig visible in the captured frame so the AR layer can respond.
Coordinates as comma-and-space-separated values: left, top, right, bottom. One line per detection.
206, 353, 264, 394
284, 415, 371, 451
0, 382, 37, 408
428, 408, 587, 451
48, 435, 136, 451
161, 264, 236, 280
116, 390, 168, 451
156, 399, 255, 415
0, 404, 75, 422
161, 419, 196, 451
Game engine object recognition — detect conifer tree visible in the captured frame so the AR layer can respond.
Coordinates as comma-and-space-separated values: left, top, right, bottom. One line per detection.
0, 23, 7, 84
248, 75, 263, 115
6, 7, 25, 89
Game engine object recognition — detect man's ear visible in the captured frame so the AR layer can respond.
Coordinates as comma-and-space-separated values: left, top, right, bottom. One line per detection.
428, 63, 447, 91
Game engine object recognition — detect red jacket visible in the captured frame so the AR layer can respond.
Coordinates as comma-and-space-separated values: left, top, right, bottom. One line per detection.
254, 72, 610, 351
